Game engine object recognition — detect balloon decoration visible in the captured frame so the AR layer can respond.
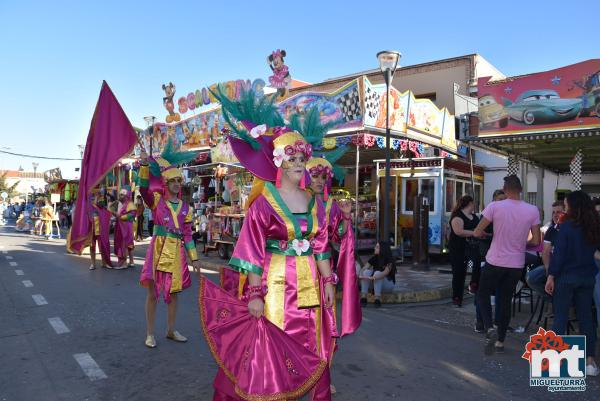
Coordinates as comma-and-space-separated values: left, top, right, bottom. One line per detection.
178, 96, 188, 114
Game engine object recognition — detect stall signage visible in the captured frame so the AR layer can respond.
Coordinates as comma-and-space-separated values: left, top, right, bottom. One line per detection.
362, 78, 458, 153
478, 59, 600, 136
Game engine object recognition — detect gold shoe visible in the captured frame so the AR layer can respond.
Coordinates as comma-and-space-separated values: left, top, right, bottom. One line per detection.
145, 335, 157, 348
166, 331, 187, 342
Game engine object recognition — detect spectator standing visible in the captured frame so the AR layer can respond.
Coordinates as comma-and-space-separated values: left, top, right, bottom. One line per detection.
448, 195, 480, 307
474, 175, 541, 355
473, 189, 506, 332
545, 191, 599, 376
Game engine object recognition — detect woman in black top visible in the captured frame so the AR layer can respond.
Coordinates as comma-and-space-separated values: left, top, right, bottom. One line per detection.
359, 241, 396, 308
449, 195, 480, 307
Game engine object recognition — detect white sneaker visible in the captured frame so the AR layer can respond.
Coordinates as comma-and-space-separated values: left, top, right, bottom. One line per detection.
586, 363, 600, 377
89, 264, 96, 270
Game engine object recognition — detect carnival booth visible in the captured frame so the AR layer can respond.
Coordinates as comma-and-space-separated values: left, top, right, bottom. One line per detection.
373, 157, 484, 256
141, 75, 466, 255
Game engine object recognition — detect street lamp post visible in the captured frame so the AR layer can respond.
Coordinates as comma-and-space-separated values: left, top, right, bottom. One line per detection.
144, 116, 157, 155
377, 50, 401, 246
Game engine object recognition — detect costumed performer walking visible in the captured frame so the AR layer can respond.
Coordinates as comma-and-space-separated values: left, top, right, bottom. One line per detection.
138, 142, 201, 348
204, 88, 336, 401
89, 189, 112, 270
111, 187, 136, 268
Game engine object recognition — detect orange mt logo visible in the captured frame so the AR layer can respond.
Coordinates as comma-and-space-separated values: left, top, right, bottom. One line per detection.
523, 327, 586, 392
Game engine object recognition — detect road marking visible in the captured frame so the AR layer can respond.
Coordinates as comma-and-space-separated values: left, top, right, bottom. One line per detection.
73, 353, 107, 381
32, 294, 48, 306
9, 261, 17, 267
15, 270, 24, 276
22, 280, 33, 287
48, 317, 70, 334
6, 255, 13, 260
1, 250, 7, 254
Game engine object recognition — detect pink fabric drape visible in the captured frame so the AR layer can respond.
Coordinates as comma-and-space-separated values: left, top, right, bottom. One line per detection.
68, 81, 138, 255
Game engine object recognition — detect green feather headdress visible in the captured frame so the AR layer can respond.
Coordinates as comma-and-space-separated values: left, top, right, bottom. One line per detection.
210, 85, 284, 150
148, 138, 198, 179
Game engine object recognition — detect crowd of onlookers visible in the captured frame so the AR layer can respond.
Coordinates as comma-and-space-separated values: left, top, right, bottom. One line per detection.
449, 175, 600, 376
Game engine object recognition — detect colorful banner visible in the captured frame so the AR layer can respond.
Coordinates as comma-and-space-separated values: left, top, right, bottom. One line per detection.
278, 79, 363, 131
210, 138, 239, 163
478, 59, 600, 136
135, 108, 225, 156
363, 77, 458, 152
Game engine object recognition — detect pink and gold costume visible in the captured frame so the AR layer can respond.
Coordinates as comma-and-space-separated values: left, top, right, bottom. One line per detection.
91, 196, 113, 266
138, 165, 197, 303
213, 182, 332, 401
113, 198, 136, 263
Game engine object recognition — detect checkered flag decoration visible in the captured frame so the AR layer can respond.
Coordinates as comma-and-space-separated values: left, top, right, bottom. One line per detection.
364, 85, 381, 120
570, 149, 583, 190
336, 86, 361, 122
507, 155, 520, 176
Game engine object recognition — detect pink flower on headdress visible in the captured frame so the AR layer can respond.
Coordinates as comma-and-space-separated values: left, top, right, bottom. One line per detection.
273, 147, 289, 167
305, 143, 313, 158
250, 124, 267, 139
284, 145, 296, 156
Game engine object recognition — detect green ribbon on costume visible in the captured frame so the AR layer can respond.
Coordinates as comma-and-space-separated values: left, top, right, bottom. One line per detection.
153, 225, 183, 239
265, 239, 314, 257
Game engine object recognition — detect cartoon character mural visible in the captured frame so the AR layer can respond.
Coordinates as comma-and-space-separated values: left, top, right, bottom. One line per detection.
502, 90, 582, 125
162, 82, 181, 123
267, 49, 291, 98
478, 94, 509, 128
478, 59, 600, 135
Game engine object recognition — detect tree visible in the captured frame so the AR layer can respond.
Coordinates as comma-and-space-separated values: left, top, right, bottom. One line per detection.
0, 171, 20, 199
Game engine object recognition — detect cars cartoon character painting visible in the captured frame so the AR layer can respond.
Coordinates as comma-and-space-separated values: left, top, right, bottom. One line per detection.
479, 94, 509, 128
503, 89, 582, 125
478, 59, 600, 135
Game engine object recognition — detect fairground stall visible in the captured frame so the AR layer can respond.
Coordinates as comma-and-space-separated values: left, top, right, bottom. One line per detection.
277, 76, 469, 251
468, 59, 600, 213
373, 157, 484, 256
138, 75, 470, 254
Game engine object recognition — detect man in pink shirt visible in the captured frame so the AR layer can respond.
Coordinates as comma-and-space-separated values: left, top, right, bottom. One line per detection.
474, 175, 541, 355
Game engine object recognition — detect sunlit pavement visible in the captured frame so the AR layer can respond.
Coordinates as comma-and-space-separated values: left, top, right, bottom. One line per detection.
1, 224, 598, 401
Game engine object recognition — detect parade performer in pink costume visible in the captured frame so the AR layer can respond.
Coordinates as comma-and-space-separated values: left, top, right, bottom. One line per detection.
112, 187, 136, 268
204, 87, 335, 401
88, 190, 112, 270
138, 141, 202, 348
290, 108, 362, 394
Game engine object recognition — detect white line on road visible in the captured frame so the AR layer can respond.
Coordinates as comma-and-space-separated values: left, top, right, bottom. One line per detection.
1, 250, 7, 254
22, 280, 33, 287
48, 317, 70, 334
6, 255, 13, 260
32, 294, 48, 306
73, 353, 107, 381
15, 270, 24, 276
9, 261, 17, 267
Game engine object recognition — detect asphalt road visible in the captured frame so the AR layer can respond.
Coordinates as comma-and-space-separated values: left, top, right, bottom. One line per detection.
1, 224, 598, 401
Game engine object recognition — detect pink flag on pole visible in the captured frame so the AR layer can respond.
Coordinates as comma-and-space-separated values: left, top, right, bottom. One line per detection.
68, 81, 138, 254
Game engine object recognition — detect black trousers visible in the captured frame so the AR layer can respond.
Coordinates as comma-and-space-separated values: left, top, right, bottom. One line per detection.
136, 216, 144, 238
450, 248, 480, 303
477, 263, 523, 342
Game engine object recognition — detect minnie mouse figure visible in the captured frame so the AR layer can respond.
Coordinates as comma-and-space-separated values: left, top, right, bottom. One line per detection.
267, 49, 291, 98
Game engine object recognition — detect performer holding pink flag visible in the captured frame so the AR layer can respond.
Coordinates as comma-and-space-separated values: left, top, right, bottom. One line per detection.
205, 87, 335, 401
68, 81, 139, 258
112, 187, 136, 268
138, 141, 201, 348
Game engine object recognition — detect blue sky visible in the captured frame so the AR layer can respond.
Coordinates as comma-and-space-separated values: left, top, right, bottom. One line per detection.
0, 0, 597, 176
